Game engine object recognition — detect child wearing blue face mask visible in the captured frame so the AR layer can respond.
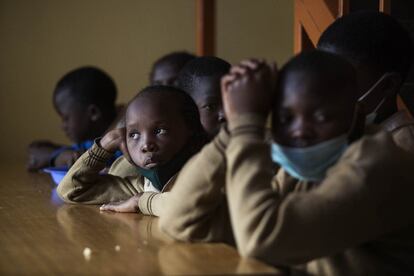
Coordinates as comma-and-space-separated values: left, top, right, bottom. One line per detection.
318, 11, 414, 153
219, 51, 414, 275
268, 51, 361, 182
161, 51, 414, 275
57, 85, 208, 216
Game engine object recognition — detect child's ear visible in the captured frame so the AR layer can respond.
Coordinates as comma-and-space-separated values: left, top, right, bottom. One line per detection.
87, 104, 102, 122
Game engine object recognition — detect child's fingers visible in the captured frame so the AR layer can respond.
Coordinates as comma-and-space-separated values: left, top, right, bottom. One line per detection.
239, 59, 265, 71
100, 204, 109, 211
221, 74, 238, 92
100, 201, 136, 213
119, 141, 133, 164
100, 203, 118, 212
221, 74, 237, 85
100, 204, 112, 212
116, 128, 130, 162
230, 59, 268, 78
230, 64, 252, 76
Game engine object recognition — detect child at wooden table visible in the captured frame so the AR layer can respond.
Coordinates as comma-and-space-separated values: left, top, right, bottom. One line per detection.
58, 85, 207, 217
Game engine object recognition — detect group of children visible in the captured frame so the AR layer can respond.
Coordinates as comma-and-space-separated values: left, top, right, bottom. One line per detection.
30, 11, 414, 275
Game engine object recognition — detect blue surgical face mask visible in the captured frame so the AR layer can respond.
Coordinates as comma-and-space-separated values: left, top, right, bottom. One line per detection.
136, 143, 197, 191
271, 134, 348, 182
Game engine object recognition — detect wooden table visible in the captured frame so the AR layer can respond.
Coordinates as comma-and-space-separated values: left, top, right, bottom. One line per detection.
0, 165, 281, 275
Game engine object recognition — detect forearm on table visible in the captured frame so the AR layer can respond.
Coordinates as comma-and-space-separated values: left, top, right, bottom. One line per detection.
138, 192, 168, 217
57, 142, 141, 204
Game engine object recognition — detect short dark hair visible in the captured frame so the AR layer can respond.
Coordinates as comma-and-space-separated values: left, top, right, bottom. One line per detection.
53, 66, 117, 116
150, 51, 196, 79
176, 56, 230, 95
317, 11, 413, 80
277, 50, 357, 100
131, 85, 208, 141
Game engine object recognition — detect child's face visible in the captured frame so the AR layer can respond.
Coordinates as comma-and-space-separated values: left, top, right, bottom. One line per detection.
125, 94, 191, 168
151, 63, 180, 86
54, 89, 92, 143
192, 76, 225, 138
272, 72, 354, 147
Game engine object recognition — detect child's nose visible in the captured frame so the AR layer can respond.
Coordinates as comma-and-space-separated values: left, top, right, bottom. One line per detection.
141, 135, 158, 153
217, 109, 226, 123
142, 142, 157, 153
290, 119, 315, 146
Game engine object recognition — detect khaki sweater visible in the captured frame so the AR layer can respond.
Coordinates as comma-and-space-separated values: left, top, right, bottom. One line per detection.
381, 109, 414, 153
160, 127, 235, 244
57, 142, 173, 216
161, 114, 414, 276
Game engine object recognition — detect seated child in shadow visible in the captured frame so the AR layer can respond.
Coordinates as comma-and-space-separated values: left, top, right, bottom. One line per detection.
220, 53, 414, 275
317, 11, 414, 153
161, 51, 414, 275
27, 66, 119, 171
150, 51, 196, 86
177, 56, 230, 138
58, 85, 208, 217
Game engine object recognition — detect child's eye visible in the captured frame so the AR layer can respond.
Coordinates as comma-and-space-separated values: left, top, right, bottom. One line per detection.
155, 128, 168, 135
129, 132, 140, 140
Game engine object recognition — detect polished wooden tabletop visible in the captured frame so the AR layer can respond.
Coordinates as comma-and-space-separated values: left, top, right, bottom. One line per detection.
0, 165, 281, 275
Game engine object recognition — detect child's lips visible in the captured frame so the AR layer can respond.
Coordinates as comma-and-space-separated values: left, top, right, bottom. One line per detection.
145, 163, 158, 169
144, 157, 161, 168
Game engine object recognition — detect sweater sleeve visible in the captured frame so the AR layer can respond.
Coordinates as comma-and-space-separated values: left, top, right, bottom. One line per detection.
138, 192, 168, 217
57, 142, 144, 204
225, 114, 414, 266
159, 127, 235, 244
390, 124, 414, 154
